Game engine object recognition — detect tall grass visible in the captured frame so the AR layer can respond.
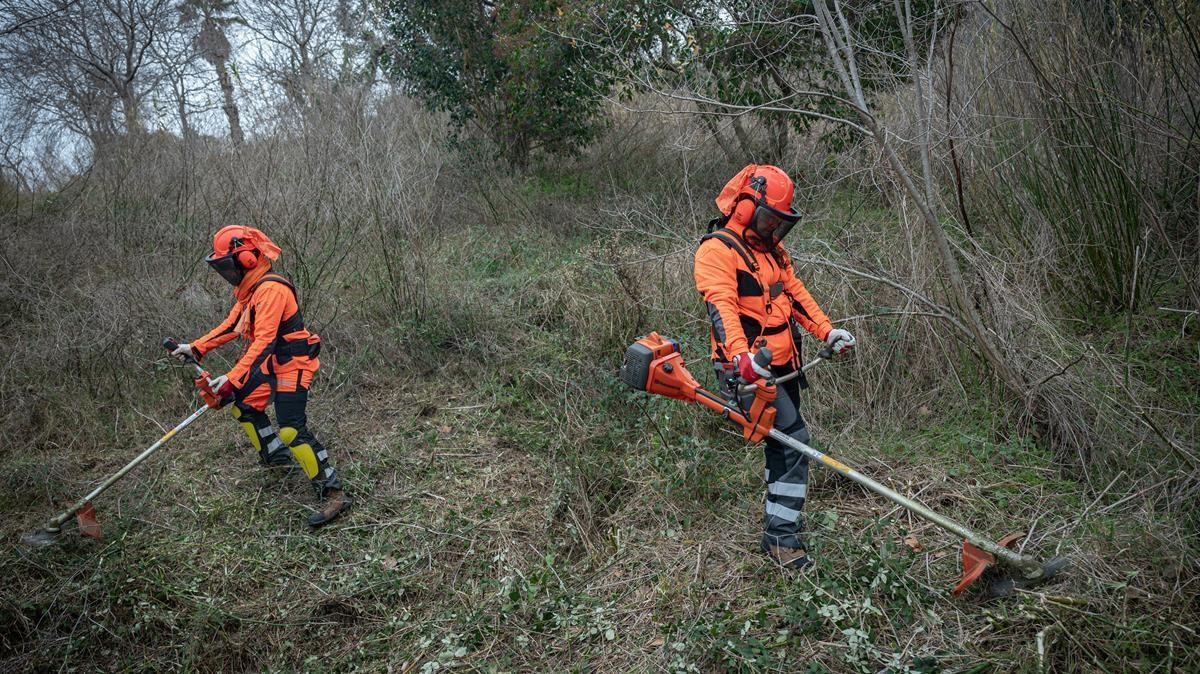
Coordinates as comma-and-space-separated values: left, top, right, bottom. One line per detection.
955, 0, 1199, 314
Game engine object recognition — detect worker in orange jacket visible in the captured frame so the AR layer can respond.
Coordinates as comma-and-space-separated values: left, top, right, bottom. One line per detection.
694, 165, 855, 570
171, 225, 352, 527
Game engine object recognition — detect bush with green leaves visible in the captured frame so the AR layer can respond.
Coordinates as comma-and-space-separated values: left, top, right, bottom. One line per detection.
380, 0, 615, 166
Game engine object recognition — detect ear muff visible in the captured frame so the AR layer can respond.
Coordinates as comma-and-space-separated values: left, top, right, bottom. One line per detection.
227, 235, 258, 270
732, 199, 757, 226
234, 249, 258, 269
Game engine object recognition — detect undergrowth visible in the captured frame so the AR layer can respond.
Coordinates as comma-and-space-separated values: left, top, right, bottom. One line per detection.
1, 114, 1197, 671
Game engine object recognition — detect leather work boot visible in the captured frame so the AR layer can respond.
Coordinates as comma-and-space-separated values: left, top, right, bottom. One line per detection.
258, 448, 294, 468
308, 489, 353, 528
765, 544, 811, 571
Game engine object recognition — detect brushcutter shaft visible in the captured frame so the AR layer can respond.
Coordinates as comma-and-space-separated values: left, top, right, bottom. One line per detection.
44, 404, 209, 532
620, 333, 1062, 591
767, 428, 1047, 579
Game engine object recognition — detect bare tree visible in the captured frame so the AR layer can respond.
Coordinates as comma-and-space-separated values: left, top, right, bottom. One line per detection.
239, 0, 338, 108
179, 0, 245, 142
0, 0, 176, 151
237, 0, 377, 112
811, 0, 1029, 393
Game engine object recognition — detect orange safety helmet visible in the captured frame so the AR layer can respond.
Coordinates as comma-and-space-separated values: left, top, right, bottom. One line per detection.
205, 225, 281, 286
714, 164, 801, 251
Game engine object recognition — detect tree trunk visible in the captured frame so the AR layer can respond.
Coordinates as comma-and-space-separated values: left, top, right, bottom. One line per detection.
119, 86, 141, 135
767, 115, 789, 164
214, 58, 244, 144
698, 113, 739, 164
730, 116, 755, 157
812, 0, 1027, 398
870, 120, 1027, 395
176, 84, 192, 139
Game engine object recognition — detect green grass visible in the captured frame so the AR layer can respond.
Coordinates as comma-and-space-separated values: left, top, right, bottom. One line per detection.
3, 193, 1198, 672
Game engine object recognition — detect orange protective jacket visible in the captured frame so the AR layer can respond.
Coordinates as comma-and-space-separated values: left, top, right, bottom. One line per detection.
694, 221, 832, 366
192, 262, 320, 389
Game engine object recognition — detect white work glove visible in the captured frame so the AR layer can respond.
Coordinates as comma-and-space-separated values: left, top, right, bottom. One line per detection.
195, 373, 234, 408
207, 374, 234, 399
171, 342, 198, 362
826, 328, 856, 354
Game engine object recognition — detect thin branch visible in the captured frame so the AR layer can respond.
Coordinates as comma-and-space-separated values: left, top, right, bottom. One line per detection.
607, 87, 874, 138
792, 254, 969, 336
1024, 351, 1086, 396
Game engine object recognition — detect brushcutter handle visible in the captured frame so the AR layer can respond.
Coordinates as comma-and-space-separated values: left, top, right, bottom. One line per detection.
163, 338, 206, 376
753, 348, 773, 370
737, 345, 834, 394
732, 347, 775, 387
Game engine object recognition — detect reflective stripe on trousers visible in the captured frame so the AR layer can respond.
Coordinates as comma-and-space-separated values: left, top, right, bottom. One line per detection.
233, 379, 342, 495
275, 388, 342, 494
761, 365, 810, 551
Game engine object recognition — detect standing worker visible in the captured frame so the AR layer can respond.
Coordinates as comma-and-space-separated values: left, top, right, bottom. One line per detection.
694, 165, 855, 570
170, 225, 352, 527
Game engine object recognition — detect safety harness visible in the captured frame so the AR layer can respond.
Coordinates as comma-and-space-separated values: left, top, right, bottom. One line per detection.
699, 227, 806, 384
248, 274, 322, 364
700, 227, 792, 339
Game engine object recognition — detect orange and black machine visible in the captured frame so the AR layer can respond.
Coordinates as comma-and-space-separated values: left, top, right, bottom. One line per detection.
620, 332, 1067, 597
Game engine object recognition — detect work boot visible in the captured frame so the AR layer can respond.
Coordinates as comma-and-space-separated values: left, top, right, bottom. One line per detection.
308, 489, 353, 528
764, 544, 811, 571
258, 448, 294, 468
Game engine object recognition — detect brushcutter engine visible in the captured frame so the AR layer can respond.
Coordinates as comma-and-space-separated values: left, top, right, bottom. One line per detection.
620, 333, 685, 396
621, 333, 777, 442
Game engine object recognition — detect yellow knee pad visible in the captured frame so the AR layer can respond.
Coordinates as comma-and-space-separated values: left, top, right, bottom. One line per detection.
280, 426, 319, 479
229, 407, 264, 452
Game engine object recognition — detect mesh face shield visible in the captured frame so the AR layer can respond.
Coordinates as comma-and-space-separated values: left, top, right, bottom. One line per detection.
206, 253, 245, 286
748, 202, 801, 251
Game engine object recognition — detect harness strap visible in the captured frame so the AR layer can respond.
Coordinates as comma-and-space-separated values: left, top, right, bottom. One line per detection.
249, 273, 296, 294
248, 274, 320, 363
700, 228, 758, 273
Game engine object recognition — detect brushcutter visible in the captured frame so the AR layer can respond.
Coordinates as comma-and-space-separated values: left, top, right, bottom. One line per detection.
20, 339, 224, 547
620, 333, 1068, 597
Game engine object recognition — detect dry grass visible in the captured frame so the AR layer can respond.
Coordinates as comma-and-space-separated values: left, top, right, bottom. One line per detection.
1, 92, 1197, 671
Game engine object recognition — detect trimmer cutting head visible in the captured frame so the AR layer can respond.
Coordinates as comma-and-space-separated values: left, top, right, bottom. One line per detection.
76, 501, 103, 540
954, 532, 1069, 597
987, 556, 1070, 598
19, 500, 103, 547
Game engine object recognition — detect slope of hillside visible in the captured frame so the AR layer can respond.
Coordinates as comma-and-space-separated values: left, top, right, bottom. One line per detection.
3, 179, 1196, 670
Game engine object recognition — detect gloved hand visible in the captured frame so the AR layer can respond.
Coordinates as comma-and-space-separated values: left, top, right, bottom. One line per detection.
734, 351, 774, 383
207, 374, 235, 400
194, 373, 234, 409
171, 342, 198, 362
826, 328, 856, 354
